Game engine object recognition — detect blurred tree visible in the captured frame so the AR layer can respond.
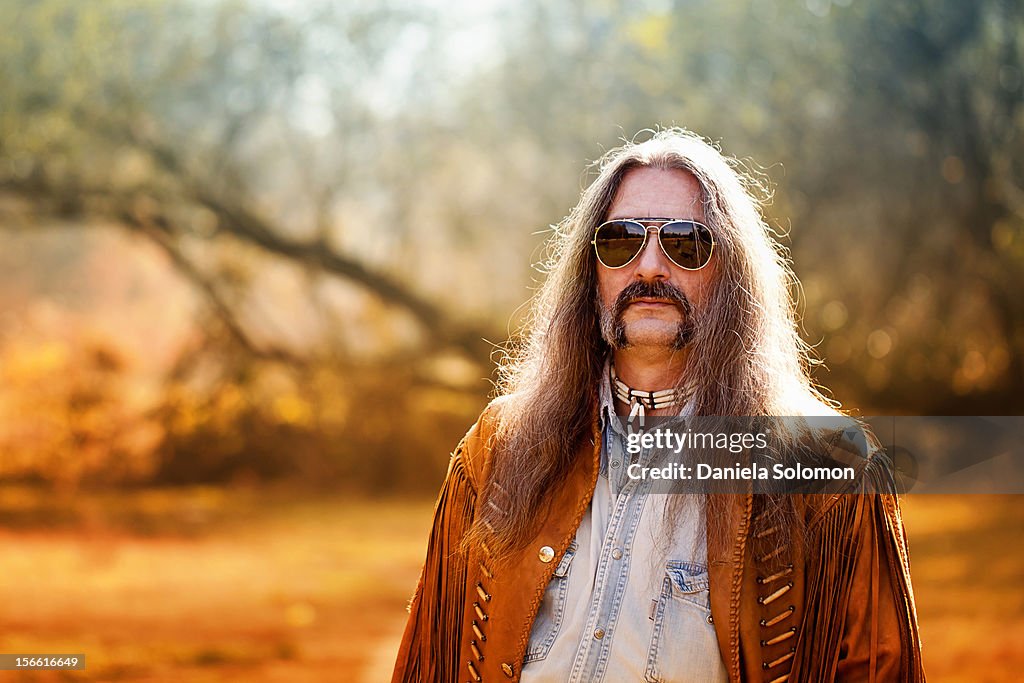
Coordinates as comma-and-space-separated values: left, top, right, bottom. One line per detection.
817, 0, 1024, 411
0, 0, 1021, 489
465, 0, 1024, 412
0, 0, 498, 364
0, 333, 162, 488
0, 0, 498, 487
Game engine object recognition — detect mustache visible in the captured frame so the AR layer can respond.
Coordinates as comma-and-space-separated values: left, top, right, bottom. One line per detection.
612, 280, 693, 319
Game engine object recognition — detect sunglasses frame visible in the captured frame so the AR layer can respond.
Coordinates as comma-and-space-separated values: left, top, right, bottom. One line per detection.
592, 218, 715, 271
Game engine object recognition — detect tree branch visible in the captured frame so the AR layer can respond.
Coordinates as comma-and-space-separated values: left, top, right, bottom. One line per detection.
0, 162, 497, 361
121, 129, 496, 359
129, 218, 306, 366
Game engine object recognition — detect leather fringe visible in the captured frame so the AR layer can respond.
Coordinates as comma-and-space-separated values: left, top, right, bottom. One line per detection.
392, 454, 476, 683
790, 455, 925, 682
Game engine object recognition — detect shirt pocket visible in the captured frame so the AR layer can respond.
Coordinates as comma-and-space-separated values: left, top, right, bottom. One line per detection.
523, 540, 577, 664
644, 561, 725, 683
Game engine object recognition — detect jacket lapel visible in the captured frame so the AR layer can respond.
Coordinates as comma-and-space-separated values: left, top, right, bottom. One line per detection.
467, 417, 602, 681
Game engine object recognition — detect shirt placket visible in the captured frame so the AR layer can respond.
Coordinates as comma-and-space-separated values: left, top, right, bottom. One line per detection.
567, 422, 652, 683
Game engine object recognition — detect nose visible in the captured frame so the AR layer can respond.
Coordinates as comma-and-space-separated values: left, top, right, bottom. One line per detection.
632, 226, 672, 280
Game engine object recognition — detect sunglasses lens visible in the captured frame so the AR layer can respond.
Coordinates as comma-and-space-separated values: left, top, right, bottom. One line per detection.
594, 221, 647, 267
660, 221, 714, 269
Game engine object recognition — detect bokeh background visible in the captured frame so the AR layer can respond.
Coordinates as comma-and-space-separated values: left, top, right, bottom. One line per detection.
1, 0, 1022, 680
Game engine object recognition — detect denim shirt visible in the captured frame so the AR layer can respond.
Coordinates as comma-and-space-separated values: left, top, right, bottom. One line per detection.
520, 370, 727, 683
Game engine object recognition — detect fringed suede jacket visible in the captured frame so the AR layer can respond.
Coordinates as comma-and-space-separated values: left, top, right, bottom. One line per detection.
392, 399, 925, 682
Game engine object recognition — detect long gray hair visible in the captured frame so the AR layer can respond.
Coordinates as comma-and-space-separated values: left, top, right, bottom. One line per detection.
468, 129, 835, 561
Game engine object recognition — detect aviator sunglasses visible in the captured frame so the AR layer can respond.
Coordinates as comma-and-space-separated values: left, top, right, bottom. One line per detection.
592, 218, 715, 270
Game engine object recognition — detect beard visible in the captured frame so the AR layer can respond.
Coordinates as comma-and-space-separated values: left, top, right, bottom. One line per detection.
598, 279, 695, 350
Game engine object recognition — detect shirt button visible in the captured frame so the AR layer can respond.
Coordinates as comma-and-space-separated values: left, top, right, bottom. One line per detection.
611, 548, 623, 560
611, 460, 620, 468
594, 628, 605, 640
538, 545, 555, 563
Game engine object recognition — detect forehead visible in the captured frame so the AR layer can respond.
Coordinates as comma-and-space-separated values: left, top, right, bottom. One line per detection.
606, 166, 705, 222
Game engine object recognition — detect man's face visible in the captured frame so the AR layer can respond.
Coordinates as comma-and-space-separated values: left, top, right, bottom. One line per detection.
596, 166, 717, 350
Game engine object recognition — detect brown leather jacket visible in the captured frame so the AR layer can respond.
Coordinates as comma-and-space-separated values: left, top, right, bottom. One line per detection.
393, 400, 925, 682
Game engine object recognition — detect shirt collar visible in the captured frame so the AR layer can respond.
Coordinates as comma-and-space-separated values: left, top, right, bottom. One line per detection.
598, 358, 621, 436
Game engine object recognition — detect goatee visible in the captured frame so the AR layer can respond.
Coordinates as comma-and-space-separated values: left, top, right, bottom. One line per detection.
598, 280, 695, 350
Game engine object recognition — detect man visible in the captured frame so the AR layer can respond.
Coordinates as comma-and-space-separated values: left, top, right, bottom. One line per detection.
392, 129, 924, 682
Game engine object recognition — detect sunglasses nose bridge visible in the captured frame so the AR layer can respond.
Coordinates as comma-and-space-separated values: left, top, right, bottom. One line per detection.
633, 224, 674, 272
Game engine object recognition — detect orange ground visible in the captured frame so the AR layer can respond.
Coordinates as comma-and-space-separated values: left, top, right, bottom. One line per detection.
0, 490, 1019, 682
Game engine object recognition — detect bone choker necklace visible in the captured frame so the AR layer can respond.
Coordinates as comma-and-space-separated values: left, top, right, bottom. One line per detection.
611, 366, 685, 432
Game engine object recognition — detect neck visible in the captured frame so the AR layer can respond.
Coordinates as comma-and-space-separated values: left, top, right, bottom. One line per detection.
611, 346, 689, 417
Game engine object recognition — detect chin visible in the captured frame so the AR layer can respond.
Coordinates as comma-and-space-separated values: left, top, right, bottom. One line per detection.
622, 324, 683, 348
